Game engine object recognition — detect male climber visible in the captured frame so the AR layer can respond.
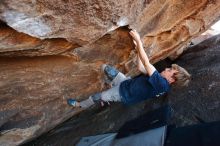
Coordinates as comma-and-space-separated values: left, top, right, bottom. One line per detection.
67, 29, 191, 108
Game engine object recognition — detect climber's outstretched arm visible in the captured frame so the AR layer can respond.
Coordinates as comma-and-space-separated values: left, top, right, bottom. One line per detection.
129, 30, 156, 76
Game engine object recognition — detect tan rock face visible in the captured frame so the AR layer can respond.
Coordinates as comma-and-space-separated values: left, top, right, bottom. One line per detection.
0, 0, 143, 45
0, 0, 220, 145
0, 23, 80, 57
0, 27, 133, 145
139, 0, 220, 63
1, 0, 220, 61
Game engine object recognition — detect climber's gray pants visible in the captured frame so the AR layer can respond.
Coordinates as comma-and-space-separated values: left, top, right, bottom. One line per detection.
79, 72, 129, 108
101, 72, 128, 102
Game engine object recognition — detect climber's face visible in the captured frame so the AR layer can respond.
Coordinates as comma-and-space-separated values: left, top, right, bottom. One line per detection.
161, 68, 178, 84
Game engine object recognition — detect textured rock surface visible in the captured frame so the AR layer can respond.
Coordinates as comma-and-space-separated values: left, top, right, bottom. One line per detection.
24, 35, 220, 146
1, 0, 220, 48
0, 23, 79, 57
0, 0, 144, 45
0, 0, 220, 145
0, 27, 133, 146
169, 35, 220, 126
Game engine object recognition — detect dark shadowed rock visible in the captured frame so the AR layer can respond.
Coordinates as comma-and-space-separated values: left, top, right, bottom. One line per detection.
169, 34, 220, 126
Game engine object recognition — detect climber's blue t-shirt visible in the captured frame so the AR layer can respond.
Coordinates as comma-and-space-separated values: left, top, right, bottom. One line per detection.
119, 70, 170, 105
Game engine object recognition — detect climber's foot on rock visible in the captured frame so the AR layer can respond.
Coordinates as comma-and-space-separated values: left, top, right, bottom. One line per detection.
67, 99, 80, 107
101, 64, 119, 81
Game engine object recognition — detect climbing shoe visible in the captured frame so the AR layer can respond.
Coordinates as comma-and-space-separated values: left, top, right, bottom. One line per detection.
102, 64, 119, 81
67, 98, 77, 107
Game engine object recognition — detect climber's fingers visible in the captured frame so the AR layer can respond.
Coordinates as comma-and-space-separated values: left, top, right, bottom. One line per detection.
100, 101, 111, 107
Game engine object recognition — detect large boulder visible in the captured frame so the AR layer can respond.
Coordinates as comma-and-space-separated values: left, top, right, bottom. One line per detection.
24, 34, 220, 146
0, 0, 220, 145
1, 0, 220, 59
0, 27, 134, 146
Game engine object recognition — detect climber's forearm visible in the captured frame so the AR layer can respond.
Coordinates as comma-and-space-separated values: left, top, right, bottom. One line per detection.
136, 40, 156, 76
137, 55, 147, 74
129, 29, 156, 76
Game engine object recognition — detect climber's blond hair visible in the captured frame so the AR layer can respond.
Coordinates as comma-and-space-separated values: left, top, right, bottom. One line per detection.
171, 64, 191, 87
